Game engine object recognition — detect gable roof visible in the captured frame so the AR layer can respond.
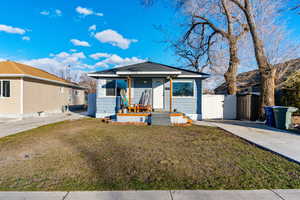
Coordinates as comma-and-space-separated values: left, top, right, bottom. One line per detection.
0, 61, 84, 89
88, 61, 210, 78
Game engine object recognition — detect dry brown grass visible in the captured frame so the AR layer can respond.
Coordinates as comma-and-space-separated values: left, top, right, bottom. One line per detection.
0, 118, 299, 191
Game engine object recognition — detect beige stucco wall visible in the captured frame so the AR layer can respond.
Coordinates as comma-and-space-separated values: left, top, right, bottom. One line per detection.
0, 78, 21, 116
69, 89, 86, 106
23, 78, 85, 114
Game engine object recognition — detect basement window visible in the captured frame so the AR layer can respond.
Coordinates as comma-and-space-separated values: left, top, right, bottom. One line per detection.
0, 80, 10, 98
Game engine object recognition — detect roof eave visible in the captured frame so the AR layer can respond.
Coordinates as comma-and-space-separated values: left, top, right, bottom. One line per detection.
0, 74, 85, 89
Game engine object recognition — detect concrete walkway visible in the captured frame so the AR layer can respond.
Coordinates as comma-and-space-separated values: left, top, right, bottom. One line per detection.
0, 112, 88, 138
195, 120, 300, 164
0, 190, 299, 200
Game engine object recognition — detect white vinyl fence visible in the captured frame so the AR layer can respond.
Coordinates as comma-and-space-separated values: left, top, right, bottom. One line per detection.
202, 95, 236, 120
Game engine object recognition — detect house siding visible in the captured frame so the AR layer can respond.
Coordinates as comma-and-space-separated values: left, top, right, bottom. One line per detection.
132, 78, 152, 105
95, 78, 203, 120
96, 97, 119, 114
172, 78, 202, 120
96, 79, 118, 117
23, 78, 86, 115
0, 78, 22, 117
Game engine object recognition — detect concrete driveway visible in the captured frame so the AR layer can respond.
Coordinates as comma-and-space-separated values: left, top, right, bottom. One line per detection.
195, 120, 300, 164
0, 112, 88, 138
0, 190, 299, 200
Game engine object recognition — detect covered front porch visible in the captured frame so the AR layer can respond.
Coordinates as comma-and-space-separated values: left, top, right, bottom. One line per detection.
114, 112, 192, 126
103, 75, 192, 125
120, 76, 175, 113
88, 61, 208, 124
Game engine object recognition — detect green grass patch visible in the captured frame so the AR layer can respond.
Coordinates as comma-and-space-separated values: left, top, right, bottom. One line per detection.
0, 119, 299, 190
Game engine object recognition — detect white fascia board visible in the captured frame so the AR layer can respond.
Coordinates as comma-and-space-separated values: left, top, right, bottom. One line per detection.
177, 75, 210, 78
0, 74, 85, 89
87, 74, 119, 78
116, 71, 182, 75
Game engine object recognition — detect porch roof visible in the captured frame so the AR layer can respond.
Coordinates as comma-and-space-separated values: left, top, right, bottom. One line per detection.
88, 61, 210, 79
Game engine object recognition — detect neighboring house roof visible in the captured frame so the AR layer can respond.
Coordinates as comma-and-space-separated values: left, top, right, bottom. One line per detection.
214, 58, 300, 94
88, 61, 210, 78
0, 61, 84, 89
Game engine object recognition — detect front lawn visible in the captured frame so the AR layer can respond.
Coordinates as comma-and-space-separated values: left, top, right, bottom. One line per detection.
0, 119, 299, 190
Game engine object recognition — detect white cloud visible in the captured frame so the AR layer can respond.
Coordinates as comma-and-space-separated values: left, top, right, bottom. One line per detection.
76, 6, 93, 15
70, 39, 90, 47
40, 10, 50, 15
95, 54, 146, 68
55, 9, 62, 16
69, 49, 77, 52
19, 51, 93, 82
95, 13, 104, 16
88, 25, 96, 31
89, 52, 111, 60
40, 9, 62, 17
94, 29, 138, 49
76, 6, 103, 17
22, 36, 30, 41
0, 24, 26, 35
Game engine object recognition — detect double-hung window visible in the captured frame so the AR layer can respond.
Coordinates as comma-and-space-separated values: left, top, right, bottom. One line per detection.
0, 80, 10, 98
172, 80, 194, 97
105, 79, 127, 97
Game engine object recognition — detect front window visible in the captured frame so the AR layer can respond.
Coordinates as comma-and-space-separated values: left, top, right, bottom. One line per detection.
105, 79, 127, 96
106, 80, 116, 96
173, 81, 194, 97
0, 80, 10, 98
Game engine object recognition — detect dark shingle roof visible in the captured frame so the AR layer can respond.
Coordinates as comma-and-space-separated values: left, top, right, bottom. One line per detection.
90, 61, 209, 76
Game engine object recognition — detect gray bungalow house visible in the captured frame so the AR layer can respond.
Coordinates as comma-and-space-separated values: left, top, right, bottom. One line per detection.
88, 61, 209, 124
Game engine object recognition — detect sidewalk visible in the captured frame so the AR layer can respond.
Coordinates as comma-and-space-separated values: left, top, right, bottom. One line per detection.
195, 120, 300, 164
0, 190, 299, 200
0, 112, 88, 139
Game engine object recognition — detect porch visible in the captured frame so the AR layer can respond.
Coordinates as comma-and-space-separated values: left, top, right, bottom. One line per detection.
88, 62, 208, 123
108, 112, 193, 126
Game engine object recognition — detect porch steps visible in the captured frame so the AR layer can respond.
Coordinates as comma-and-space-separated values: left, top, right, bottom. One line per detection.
171, 113, 193, 126
151, 112, 171, 126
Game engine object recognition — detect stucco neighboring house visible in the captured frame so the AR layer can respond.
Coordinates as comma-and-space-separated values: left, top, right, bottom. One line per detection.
0, 61, 86, 118
88, 61, 209, 121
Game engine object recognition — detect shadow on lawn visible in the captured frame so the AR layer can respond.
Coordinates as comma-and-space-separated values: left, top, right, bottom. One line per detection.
58, 134, 175, 190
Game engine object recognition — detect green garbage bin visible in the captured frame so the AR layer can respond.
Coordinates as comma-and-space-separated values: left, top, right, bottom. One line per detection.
273, 107, 298, 129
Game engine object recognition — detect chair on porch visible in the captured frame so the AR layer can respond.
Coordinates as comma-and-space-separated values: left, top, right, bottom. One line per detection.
121, 89, 152, 113
136, 90, 152, 112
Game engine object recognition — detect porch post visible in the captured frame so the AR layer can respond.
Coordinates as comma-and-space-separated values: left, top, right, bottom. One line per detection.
128, 76, 131, 105
170, 77, 173, 112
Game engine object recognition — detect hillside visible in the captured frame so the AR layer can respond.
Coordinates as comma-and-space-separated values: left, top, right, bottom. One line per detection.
215, 58, 300, 94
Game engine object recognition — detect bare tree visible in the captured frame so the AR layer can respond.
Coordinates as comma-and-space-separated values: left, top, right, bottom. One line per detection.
172, 39, 208, 72
228, 0, 293, 118
142, 0, 298, 118
79, 73, 97, 94
143, 0, 248, 95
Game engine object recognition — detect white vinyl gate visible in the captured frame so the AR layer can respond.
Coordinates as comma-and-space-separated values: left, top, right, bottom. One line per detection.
202, 95, 236, 120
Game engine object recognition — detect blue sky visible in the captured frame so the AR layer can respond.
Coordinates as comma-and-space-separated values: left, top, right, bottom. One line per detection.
0, 0, 184, 78
0, 0, 299, 81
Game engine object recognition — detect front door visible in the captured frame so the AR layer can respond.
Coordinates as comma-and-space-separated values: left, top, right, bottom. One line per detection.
152, 78, 164, 110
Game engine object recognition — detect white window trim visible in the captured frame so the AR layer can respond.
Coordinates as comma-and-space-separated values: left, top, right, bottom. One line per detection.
172, 79, 195, 98
0, 80, 10, 98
